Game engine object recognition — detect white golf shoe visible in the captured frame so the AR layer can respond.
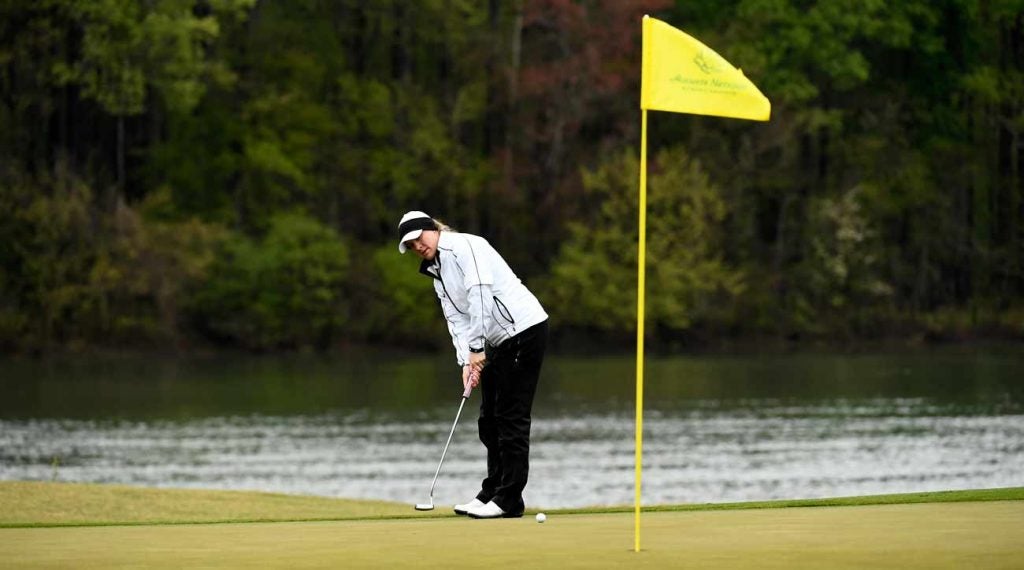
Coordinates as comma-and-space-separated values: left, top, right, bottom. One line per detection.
453, 498, 485, 516
468, 500, 521, 519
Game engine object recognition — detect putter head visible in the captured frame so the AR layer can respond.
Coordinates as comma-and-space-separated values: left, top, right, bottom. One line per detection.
414, 503, 434, 511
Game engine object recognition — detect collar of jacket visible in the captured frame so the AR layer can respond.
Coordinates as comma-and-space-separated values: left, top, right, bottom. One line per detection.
417, 231, 453, 279
418, 256, 439, 279
417, 231, 454, 279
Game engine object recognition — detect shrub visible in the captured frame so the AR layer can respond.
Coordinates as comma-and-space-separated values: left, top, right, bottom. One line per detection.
190, 213, 349, 350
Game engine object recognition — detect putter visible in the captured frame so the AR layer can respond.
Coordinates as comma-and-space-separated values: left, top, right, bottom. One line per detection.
414, 382, 475, 511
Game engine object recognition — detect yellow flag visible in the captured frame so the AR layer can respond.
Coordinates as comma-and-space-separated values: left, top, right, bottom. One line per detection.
641, 16, 770, 120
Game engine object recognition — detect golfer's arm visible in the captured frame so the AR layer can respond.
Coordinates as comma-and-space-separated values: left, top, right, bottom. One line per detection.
440, 296, 472, 366
466, 284, 493, 352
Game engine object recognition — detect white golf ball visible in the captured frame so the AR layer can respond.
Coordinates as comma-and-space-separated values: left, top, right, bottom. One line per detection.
536, 512, 546, 523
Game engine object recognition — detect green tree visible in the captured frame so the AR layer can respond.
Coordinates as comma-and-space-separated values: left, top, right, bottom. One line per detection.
348, 244, 449, 347
0, 165, 229, 350
190, 213, 350, 350
0, 166, 96, 348
52, 0, 251, 193
87, 195, 228, 346
793, 187, 893, 335
542, 147, 745, 339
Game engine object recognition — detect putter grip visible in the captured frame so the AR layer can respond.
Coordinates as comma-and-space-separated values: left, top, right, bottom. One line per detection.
463, 367, 480, 398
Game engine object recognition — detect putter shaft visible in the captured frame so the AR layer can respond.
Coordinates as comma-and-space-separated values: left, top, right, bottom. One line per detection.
425, 393, 469, 502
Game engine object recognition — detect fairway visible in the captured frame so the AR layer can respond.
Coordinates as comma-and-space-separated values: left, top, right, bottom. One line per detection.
2, 501, 1021, 569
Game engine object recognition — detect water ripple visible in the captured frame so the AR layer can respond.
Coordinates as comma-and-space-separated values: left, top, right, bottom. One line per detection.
2, 401, 1022, 508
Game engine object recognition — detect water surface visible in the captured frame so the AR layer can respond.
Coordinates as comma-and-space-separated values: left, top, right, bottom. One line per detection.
2, 347, 1022, 507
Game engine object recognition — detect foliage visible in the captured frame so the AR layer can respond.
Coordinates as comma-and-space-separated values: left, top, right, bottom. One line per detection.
1, 0, 1022, 351
542, 147, 745, 336
349, 244, 449, 347
0, 166, 97, 348
189, 213, 350, 350
0, 167, 226, 350
51, 0, 241, 117
790, 187, 893, 336
89, 196, 228, 345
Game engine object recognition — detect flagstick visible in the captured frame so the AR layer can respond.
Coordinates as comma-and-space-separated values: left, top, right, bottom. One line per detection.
633, 13, 768, 555
634, 108, 648, 553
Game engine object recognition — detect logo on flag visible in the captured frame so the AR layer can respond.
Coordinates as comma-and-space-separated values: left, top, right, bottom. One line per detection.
693, 51, 723, 75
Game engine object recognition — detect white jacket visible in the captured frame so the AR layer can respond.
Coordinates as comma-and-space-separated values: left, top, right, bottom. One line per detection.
419, 231, 548, 366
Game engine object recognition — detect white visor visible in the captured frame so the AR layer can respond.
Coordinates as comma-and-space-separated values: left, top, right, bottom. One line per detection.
397, 211, 433, 253
398, 229, 424, 253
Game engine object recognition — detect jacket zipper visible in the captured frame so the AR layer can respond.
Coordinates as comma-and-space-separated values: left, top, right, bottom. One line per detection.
434, 257, 467, 315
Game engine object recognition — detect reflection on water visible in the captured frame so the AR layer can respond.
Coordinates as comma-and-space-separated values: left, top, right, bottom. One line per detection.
1, 348, 1022, 507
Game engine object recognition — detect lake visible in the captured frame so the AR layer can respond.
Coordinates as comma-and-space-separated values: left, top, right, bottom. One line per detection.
1, 346, 1022, 508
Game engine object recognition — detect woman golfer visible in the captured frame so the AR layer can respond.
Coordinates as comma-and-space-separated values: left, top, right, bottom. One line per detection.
398, 210, 549, 519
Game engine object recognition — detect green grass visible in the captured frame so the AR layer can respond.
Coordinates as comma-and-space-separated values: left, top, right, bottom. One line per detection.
2, 501, 1022, 569
0, 481, 433, 528
555, 486, 1024, 514
1, 483, 1022, 568
2, 481, 1022, 528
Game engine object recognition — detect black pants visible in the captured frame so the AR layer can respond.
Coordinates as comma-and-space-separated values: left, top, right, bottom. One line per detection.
475, 320, 548, 514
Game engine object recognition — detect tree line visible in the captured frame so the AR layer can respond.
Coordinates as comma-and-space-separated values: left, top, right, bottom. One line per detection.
1, 0, 1022, 353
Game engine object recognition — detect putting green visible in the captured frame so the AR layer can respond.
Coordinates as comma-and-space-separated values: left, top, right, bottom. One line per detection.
2, 501, 1021, 568
0, 481, 429, 527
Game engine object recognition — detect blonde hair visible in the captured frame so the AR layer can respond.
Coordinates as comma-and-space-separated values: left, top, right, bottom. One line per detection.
433, 218, 455, 232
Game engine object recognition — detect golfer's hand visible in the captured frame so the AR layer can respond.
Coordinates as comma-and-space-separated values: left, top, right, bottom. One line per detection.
462, 365, 480, 391
468, 352, 486, 389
